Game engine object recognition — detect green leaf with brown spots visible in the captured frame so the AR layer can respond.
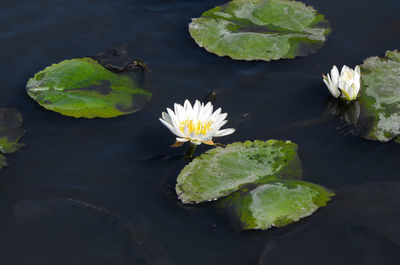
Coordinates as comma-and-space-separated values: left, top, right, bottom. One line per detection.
176, 140, 302, 204
218, 180, 334, 230
26, 58, 151, 118
356, 50, 400, 142
189, 0, 330, 61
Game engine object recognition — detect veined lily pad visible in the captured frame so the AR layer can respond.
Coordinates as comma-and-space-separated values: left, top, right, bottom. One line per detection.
189, 0, 331, 61
356, 50, 400, 142
26, 58, 152, 118
0, 108, 25, 154
218, 180, 334, 230
176, 140, 302, 204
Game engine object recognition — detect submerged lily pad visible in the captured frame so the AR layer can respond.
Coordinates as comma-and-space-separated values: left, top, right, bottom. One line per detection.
218, 180, 334, 230
0, 108, 25, 154
189, 0, 330, 61
356, 50, 400, 142
0, 153, 7, 170
176, 140, 302, 204
14, 198, 171, 264
26, 58, 152, 118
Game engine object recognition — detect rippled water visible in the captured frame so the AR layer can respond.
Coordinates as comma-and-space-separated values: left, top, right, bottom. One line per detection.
0, 0, 400, 264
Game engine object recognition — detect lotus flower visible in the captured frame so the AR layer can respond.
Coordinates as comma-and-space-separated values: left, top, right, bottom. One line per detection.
323, 65, 361, 101
159, 100, 235, 146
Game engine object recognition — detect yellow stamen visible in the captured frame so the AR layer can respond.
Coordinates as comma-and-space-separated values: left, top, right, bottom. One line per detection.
179, 119, 213, 135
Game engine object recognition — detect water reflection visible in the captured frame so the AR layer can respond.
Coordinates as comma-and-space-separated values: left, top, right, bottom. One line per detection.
323, 98, 382, 141
324, 99, 360, 126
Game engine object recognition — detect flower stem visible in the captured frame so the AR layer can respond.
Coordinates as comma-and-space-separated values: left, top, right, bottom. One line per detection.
185, 143, 197, 158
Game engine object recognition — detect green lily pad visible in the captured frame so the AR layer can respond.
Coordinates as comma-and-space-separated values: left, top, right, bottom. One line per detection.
0, 108, 25, 154
26, 57, 152, 118
189, 0, 330, 61
218, 180, 334, 230
357, 50, 400, 142
176, 140, 302, 204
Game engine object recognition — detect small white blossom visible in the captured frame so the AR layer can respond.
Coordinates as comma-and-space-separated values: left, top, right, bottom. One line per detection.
159, 100, 235, 146
323, 65, 361, 101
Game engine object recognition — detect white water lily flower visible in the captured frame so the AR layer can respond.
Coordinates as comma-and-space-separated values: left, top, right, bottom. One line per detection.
323, 65, 361, 101
159, 100, 235, 146
322, 65, 340, 98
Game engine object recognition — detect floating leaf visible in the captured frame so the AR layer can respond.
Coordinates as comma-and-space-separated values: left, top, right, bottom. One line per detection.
355, 50, 400, 142
218, 180, 334, 230
176, 140, 302, 204
26, 58, 152, 118
0, 108, 25, 154
189, 0, 330, 61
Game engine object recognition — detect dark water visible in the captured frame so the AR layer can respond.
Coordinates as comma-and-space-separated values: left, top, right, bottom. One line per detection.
0, 0, 400, 264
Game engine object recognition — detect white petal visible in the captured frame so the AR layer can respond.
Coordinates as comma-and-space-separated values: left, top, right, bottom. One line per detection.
192, 100, 201, 120
166, 108, 179, 129
209, 108, 222, 121
213, 128, 235, 137
190, 140, 202, 145
341, 65, 350, 75
355, 65, 361, 76
174, 103, 185, 122
213, 112, 228, 125
176, 137, 189, 142
354, 79, 361, 97
323, 77, 340, 98
200, 102, 213, 121
212, 119, 227, 131
184, 100, 192, 112
161, 112, 173, 126
331, 66, 339, 85
159, 118, 184, 137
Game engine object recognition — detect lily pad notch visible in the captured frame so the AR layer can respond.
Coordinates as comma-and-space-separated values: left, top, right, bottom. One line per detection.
26, 57, 152, 118
189, 0, 331, 61
176, 140, 334, 230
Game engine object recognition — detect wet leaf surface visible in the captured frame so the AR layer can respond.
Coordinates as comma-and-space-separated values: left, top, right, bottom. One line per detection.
356, 50, 400, 142
218, 180, 333, 230
176, 140, 302, 204
189, 0, 330, 61
26, 58, 152, 118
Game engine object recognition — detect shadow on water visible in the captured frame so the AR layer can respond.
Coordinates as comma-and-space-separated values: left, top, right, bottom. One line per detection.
258, 182, 400, 265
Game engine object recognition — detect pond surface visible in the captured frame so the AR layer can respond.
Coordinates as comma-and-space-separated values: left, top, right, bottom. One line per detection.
1, 0, 400, 264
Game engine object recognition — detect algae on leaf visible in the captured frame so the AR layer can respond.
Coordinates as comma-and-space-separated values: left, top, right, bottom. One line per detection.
0, 108, 25, 154
356, 50, 400, 142
189, 0, 331, 61
26, 58, 152, 118
218, 180, 334, 230
176, 140, 302, 204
